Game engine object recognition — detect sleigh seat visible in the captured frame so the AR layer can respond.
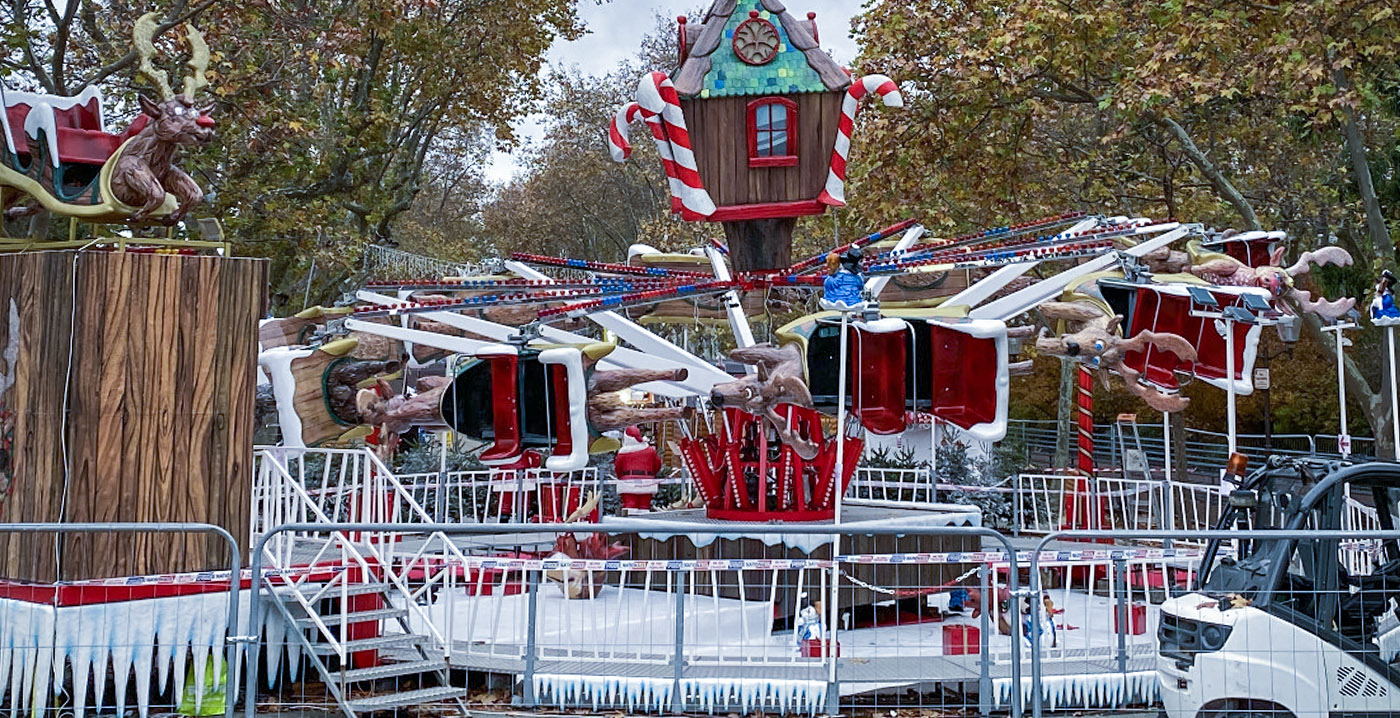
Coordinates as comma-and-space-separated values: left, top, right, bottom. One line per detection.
2, 85, 147, 167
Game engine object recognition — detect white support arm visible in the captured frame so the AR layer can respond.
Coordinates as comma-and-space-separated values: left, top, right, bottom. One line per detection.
969, 223, 1189, 321
864, 224, 926, 299
504, 260, 733, 386
345, 318, 497, 356
707, 247, 755, 353
353, 290, 711, 397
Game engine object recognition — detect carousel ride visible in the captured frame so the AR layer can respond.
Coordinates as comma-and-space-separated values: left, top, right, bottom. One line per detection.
256, 211, 1359, 525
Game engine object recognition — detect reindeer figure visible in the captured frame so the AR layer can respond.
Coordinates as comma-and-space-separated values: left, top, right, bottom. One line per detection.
708, 343, 820, 460
110, 13, 215, 224
1035, 301, 1197, 413
1190, 244, 1356, 321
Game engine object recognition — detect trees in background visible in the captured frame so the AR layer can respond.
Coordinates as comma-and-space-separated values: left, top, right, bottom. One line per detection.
850, 0, 1400, 452
2, 0, 582, 301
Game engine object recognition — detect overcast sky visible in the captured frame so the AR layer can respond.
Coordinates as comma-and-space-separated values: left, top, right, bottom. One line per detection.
483, 0, 862, 183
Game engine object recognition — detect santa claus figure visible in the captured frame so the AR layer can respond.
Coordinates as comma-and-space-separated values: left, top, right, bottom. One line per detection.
613, 426, 661, 513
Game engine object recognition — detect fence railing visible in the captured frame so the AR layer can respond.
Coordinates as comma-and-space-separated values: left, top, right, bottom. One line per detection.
247, 521, 1027, 717
1004, 419, 1378, 477
392, 467, 602, 524
0, 524, 242, 718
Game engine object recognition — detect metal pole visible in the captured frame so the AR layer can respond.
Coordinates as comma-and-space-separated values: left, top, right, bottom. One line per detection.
436, 432, 448, 522
977, 564, 991, 717
672, 572, 686, 713
1337, 324, 1350, 458
522, 569, 540, 706
1029, 562, 1043, 718
827, 309, 850, 713
1113, 557, 1128, 679
1224, 318, 1237, 459
1390, 326, 1400, 458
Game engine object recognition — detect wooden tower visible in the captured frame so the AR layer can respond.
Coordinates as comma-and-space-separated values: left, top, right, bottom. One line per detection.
610, 0, 901, 271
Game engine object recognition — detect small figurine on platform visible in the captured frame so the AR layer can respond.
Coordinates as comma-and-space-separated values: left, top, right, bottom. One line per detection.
794, 591, 825, 648
1021, 594, 1058, 648
820, 247, 867, 312
1371, 270, 1400, 326
613, 426, 662, 513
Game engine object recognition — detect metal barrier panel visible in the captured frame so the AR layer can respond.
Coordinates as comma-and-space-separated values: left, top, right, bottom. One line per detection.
1028, 528, 1400, 718
246, 521, 1025, 717
0, 523, 242, 718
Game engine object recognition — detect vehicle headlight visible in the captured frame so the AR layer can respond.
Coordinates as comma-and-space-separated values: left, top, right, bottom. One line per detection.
1200, 623, 1230, 650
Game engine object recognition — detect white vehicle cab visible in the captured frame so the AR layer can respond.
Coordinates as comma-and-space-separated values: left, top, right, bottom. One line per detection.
1159, 459, 1400, 718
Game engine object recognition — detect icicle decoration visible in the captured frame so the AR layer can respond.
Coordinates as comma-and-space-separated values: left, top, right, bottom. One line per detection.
531, 674, 827, 715
0, 591, 301, 718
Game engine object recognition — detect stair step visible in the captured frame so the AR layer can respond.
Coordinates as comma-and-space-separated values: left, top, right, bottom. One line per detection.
296, 607, 409, 628
339, 659, 445, 683
310, 633, 425, 655
346, 686, 469, 711
314, 582, 395, 597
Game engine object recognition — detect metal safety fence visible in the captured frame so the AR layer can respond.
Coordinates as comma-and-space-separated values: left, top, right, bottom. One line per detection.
246, 521, 1027, 718
3, 519, 1400, 716
0, 523, 242, 718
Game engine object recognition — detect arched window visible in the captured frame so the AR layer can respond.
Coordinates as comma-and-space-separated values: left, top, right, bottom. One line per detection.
747, 97, 797, 168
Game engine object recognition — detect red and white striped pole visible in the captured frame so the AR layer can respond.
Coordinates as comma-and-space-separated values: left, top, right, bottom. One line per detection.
818, 74, 903, 207
636, 71, 715, 218
1070, 365, 1096, 529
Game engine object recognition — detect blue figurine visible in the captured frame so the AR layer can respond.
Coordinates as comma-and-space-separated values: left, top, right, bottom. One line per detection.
794, 592, 825, 648
820, 246, 867, 311
1371, 270, 1400, 325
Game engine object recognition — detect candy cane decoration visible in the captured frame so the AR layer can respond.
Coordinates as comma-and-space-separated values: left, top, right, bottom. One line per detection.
609, 100, 685, 213
636, 71, 716, 218
818, 74, 904, 207
607, 102, 642, 162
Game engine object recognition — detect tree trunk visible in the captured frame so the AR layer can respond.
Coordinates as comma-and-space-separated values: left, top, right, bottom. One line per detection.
723, 218, 795, 272
1155, 115, 1261, 231
1053, 359, 1075, 468
1333, 66, 1395, 266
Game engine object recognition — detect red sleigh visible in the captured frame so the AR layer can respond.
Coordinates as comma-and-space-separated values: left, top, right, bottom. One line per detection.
1100, 280, 1270, 395
815, 316, 1011, 441
443, 344, 590, 471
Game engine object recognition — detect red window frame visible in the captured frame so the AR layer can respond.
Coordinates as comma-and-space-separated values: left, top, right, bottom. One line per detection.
746, 97, 798, 168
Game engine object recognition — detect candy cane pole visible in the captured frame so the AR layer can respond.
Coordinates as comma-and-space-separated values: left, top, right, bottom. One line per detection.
611, 98, 685, 214
818, 74, 903, 207
606, 102, 642, 162
637, 71, 716, 218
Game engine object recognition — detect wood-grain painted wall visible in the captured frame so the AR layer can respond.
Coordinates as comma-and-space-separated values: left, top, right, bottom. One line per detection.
683, 91, 844, 207
0, 250, 266, 582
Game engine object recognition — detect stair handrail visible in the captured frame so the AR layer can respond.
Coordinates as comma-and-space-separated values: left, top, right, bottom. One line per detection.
253, 448, 451, 661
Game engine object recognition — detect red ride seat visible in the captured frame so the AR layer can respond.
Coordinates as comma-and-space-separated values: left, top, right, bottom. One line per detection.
848, 318, 908, 435
55, 114, 147, 165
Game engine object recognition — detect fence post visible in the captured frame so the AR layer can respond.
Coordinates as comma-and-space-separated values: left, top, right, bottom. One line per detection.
1113, 557, 1128, 682
672, 571, 686, 713
977, 563, 991, 717
521, 568, 540, 707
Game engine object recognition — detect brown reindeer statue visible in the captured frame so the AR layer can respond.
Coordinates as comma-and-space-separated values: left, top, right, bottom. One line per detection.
1035, 301, 1197, 413
110, 13, 215, 224
708, 343, 820, 460
581, 343, 693, 435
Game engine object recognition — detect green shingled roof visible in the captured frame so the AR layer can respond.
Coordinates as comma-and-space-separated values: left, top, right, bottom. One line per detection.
699, 4, 827, 98
672, 0, 850, 100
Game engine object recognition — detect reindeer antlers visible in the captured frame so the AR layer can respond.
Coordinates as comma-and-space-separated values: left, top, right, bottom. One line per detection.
183, 24, 211, 99
132, 11, 211, 101
133, 12, 173, 101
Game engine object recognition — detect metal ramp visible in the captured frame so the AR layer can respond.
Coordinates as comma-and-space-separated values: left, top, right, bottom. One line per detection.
268, 580, 469, 718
